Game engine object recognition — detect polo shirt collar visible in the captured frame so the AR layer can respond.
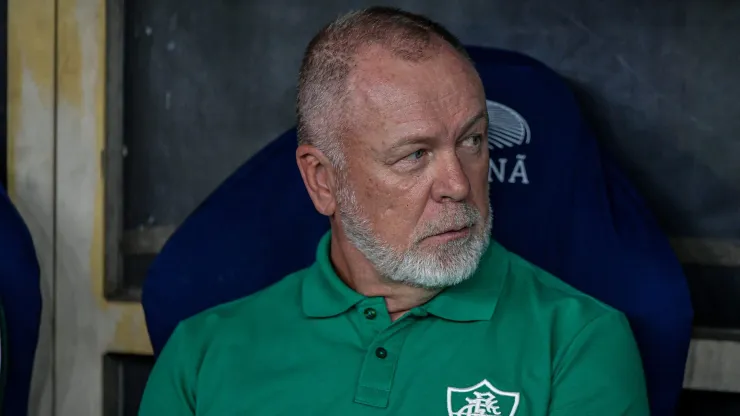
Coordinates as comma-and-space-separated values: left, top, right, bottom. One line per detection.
302, 232, 364, 318
423, 240, 509, 322
302, 231, 510, 321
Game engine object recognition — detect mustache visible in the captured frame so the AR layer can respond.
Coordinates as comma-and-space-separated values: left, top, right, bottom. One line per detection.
414, 204, 481, 242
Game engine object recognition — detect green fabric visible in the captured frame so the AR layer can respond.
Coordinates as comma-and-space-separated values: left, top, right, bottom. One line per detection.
139, 231, 649, 415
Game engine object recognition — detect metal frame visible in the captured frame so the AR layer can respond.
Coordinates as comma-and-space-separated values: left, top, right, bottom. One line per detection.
104, 0, 126, 300
102, 0, 173, 301
102, 353, 156, 416
53, 0, 151, 414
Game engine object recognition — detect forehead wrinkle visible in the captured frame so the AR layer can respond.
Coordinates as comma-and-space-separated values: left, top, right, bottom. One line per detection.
342, 48, 484, 154
345, 90, 483, 155
355, 69, 480, 113
354, 81, 477, 127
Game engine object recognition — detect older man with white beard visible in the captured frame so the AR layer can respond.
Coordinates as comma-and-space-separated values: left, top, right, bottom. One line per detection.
139, 7, 649, 416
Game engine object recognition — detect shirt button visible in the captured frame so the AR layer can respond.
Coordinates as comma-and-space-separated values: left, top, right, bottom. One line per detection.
375, 347, 388, 359
363, 308, 377, 320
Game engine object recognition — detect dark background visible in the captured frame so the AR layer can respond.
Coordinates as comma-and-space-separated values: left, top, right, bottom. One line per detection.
122, 0, 739, 238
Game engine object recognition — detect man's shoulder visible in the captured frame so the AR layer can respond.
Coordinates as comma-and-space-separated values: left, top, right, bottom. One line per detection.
500, 246, 625, 330
499, 252, 649, 415
175, 266, 311, 342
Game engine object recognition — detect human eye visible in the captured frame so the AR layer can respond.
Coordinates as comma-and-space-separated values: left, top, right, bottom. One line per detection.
460, 134, 483, 151
404, 149, 427, 162
390, 148, 428, 172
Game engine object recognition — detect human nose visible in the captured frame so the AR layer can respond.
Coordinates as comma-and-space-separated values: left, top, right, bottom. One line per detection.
431, 151, 470, 202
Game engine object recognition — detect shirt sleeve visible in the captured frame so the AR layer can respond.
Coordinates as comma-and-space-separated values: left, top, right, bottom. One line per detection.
549, 311, 650, 416
138, 324, 198, 416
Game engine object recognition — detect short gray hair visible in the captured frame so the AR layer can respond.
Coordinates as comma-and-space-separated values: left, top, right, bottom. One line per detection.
296, 6, 470, 167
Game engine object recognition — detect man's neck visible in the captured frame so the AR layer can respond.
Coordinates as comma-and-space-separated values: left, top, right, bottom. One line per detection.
329, 231, 439, 321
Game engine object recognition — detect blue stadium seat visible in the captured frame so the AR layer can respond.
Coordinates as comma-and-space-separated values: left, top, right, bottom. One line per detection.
0, 185, 42, 416
143, 46, 693, 415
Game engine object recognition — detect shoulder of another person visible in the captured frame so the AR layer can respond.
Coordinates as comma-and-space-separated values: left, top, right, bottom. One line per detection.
0, 300, 7, 410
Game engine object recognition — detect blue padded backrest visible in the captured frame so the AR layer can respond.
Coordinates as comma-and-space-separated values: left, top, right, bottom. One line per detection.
143, 47, 693, 415
0, 185, 42, 416
465, 46, 693, 415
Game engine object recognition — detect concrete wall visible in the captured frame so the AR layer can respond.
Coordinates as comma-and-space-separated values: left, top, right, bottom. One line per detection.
126, 0, 740, 238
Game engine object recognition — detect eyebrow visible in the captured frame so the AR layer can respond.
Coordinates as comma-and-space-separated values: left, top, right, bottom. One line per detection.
386, 109, 488, 152
456, 109, 488, 139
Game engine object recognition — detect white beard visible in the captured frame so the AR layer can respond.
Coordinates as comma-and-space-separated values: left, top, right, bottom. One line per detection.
335, 177, 492, 289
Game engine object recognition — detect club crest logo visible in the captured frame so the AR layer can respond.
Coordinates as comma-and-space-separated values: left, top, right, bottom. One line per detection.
447, 379, 520, 416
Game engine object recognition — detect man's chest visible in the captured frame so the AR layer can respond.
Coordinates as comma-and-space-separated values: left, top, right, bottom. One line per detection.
194, 322, 553, 415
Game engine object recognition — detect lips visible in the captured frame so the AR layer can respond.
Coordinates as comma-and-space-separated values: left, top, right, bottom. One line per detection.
416, 206, 480, 242
424, 222, 474, 240
436, 225, 469, 235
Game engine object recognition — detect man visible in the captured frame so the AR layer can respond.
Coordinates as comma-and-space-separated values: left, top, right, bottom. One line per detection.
139, 7, 649, 415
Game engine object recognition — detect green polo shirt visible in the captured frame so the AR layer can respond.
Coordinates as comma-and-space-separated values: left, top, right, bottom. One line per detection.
139, 232, 648, 415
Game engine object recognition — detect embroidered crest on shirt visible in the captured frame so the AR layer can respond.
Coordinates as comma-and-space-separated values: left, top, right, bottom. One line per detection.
447, 379, 520, 416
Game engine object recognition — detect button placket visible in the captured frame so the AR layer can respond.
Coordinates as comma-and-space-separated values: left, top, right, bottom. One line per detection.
363, 307, 378, 320
375, 347, 388, 359
353, 317, 417, 408
356, 299, 391, 335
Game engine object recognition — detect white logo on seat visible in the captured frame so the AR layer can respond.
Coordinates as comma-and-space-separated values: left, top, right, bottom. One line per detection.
486, 100, 531, 150
447, 379, 520, 416
485, 100, 531, 185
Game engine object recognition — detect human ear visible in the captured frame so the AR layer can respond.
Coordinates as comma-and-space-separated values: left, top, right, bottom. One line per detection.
296, 144, 338, 216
